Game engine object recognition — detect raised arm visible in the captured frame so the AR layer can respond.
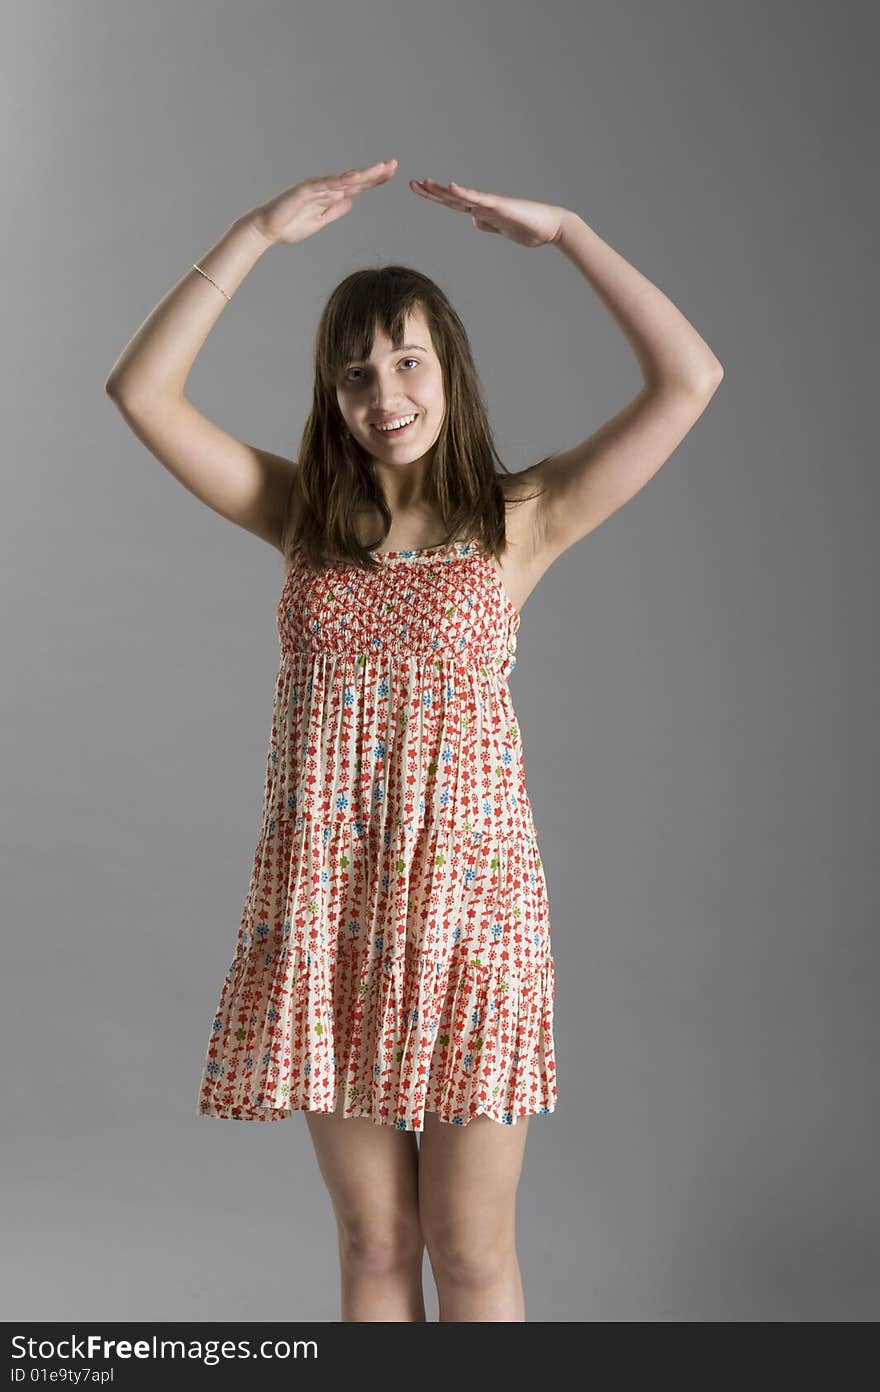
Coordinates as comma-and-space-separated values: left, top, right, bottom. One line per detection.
105, 161, 397, 551
407, 180, 724, 578
531, 210, 724, 560
104, 216, 272, 404
104, 217, 297, 550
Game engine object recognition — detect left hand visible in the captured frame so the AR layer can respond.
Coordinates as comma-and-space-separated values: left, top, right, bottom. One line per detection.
409, 176, 568, 248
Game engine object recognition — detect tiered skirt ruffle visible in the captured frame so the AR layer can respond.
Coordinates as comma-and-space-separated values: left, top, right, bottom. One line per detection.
198, 813, 557, 1129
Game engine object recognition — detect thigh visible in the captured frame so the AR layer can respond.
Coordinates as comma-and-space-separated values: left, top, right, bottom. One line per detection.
304, 1094, 421, 1237
417, 1113, 530, 1239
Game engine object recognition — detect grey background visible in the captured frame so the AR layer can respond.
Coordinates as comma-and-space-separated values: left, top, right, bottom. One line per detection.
3, 0, 877, 1322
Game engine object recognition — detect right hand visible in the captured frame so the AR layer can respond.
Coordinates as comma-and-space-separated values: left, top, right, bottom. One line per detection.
247, 160, 398, 246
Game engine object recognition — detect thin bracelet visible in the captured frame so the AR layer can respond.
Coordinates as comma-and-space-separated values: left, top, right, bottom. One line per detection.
192, 263, 231, 301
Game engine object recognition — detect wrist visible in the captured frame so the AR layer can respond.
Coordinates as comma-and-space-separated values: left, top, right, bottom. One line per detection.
551, 208, 583, 248
237, 213, 276, 250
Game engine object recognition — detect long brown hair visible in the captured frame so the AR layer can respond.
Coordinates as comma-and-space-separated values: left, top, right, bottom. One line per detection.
280, 264, 545, 573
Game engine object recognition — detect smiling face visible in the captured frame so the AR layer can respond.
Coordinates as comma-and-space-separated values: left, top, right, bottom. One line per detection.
336, 306, 446, 469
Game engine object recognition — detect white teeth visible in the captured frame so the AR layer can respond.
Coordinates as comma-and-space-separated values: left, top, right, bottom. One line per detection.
373, 414, 417, 432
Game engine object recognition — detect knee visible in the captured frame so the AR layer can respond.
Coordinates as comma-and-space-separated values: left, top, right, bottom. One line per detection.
424, 1222, 515, 1287
337, 1214, 425, 1276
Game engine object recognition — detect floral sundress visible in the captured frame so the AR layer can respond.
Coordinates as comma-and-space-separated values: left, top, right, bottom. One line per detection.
197, 539, 558, 1130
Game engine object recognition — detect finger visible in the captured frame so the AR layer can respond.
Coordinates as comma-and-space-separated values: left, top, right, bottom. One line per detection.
449, 179, 493, 205
320, 165, 394, 194
424, 179, 488, 215
421, 177, 473, 199
331, 160, 395, 184
410, 180, 459, 207
414, 179, 475, 212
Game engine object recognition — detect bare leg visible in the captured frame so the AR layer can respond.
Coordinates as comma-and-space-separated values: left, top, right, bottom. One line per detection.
304, 1094, 426, 1321
418, 1112, 530, 1321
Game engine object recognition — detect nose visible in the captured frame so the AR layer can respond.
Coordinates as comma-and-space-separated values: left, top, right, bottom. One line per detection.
369, 367, 411, 407
371, 385, 408, 407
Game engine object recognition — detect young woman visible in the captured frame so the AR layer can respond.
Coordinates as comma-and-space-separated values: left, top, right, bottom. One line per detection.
105, 158, 723, 1322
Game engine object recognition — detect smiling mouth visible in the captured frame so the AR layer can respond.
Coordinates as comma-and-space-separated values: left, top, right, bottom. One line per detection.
370, 414, 419, 437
